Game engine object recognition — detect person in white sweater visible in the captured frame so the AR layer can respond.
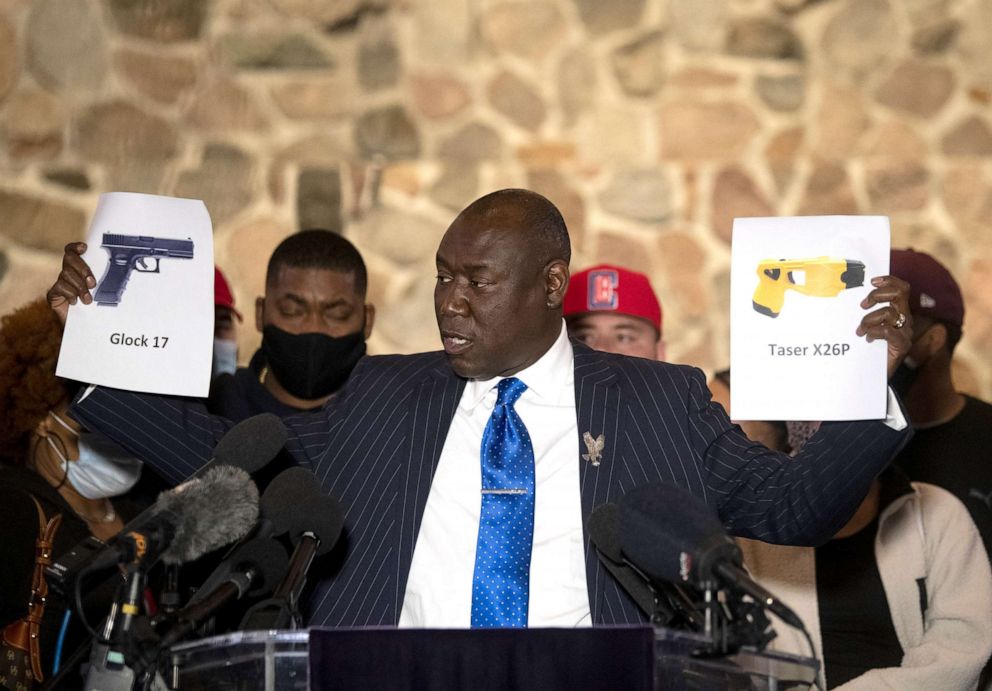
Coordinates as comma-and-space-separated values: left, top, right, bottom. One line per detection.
740, 471, 992, 690
709, 378, 992, 690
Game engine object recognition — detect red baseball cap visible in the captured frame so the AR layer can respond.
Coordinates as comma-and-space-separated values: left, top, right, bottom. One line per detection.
889, 249, 964, 327
564, 264, 663, 333
214, 267, 243, 322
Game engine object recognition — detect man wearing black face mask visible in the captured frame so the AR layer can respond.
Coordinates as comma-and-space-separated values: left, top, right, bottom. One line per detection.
208, 229, 374, 423
888, 249, 992, 562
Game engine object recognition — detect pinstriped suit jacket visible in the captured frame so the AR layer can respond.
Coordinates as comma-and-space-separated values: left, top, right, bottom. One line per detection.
71, 341, 910, 628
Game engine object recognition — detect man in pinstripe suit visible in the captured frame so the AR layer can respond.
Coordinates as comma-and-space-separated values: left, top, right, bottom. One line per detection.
50, 189, 914, 628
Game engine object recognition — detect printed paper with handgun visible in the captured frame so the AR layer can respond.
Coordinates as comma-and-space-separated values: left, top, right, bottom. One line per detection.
730, 216, 890, 422
56, 192, 215, 397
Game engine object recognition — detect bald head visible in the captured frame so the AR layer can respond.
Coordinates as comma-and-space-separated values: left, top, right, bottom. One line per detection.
454, 188, 571, 268
434, 189, 571, 379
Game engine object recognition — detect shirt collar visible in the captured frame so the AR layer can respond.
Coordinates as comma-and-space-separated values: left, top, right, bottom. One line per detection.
463, 321, 574, 409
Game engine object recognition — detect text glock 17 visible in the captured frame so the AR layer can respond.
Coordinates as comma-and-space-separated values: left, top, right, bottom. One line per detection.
95, 233, 195, 306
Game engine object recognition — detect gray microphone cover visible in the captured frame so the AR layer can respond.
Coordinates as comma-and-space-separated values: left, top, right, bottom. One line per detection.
159, 465, 260, 565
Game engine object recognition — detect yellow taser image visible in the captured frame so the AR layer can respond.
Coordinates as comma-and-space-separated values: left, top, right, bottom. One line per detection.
753, 256, 865, 318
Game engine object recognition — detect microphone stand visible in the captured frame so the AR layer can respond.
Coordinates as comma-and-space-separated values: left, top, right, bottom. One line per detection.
133, 578, 249, 687
240, 532, 319, 630
83, 564, 143, 691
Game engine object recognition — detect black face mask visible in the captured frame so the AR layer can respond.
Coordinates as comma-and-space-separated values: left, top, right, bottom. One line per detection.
261, 325, 366, 400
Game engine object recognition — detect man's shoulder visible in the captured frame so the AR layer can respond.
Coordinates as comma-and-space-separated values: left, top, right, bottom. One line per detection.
360, 350, 449, 369
351, 350, 454, 384
573, 342, 705, 385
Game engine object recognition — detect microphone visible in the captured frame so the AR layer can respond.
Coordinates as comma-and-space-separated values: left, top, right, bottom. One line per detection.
588, 503, 702, 629
618, 482, 805, 631
157, 538, 287, 645
134, 538, 288, 680
202, 413, 289, 477
262, 466, 323, 536
241, 472, 345, 630
588, 503, 660, 617
87, 465, 260, 574
185, 465, 317, 605
82, 468, 260, 689
46, 414, 286, 595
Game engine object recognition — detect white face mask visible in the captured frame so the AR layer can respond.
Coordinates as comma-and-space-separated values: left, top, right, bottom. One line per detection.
47, 413, 143, 500
212, 338, 239, 378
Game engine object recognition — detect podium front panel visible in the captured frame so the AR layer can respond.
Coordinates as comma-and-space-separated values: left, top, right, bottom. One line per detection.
309, 626, 654, 691
166, 627, 817, 690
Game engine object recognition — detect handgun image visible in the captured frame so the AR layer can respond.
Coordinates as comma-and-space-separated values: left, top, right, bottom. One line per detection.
752, 256, 865, 318
94, 233, 195, 306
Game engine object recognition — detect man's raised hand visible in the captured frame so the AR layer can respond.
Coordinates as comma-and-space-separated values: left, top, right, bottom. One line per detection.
47, 242, 96, 325
856, 275, 913, 379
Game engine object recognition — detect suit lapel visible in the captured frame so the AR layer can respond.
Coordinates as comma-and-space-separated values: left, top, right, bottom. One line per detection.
572, 342, 624, 624
394, 361, 465, 611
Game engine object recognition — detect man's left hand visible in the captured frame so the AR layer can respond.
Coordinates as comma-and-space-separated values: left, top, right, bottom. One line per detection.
856, 275, 912, 379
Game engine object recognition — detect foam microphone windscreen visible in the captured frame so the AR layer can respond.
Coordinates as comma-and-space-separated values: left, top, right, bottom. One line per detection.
618, 481, 735, 585
284, 493, 346, 556
159, 465, 260, 565
262, 466, 323, 536
212, 413, 288, 474
587, 503, 623, 562
227, 538, 290, 598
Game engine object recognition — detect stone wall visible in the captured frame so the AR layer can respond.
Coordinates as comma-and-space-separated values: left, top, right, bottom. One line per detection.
0, 0, 989, 398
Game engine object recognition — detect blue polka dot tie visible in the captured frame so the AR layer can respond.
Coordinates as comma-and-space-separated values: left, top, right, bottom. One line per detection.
471, 377, 535, 628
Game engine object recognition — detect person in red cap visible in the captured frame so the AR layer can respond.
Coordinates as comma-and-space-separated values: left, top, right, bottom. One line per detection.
563, 264, 666, 361
212, 266, 243, 379
889, 248, 992, 563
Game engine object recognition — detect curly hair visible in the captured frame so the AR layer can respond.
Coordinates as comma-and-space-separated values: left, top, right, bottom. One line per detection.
0, 299, 73, 463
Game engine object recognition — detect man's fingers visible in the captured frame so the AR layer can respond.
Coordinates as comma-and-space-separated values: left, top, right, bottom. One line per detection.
860, 321, 910, 344
856, 304, 912, 338
860, 275, 910, 309
62, 243, 96, 288
857, 301, 912, 379
48, 274, 93, 304
48, 243, 97, 325
55, 265, 94, 305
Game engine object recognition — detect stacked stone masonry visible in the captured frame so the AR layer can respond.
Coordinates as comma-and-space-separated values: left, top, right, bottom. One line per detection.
0, 0, 989, 398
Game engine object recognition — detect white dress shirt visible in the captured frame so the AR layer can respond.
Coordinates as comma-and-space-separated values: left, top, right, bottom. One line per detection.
399, 322, 591, 628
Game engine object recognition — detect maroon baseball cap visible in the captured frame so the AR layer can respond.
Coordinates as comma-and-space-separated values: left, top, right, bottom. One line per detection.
214, 267, 243, 321
564, 264, 663, 333
889, 249, 964, 327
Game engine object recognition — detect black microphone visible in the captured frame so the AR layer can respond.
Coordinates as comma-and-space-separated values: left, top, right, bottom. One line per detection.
135, 538, 288, 680
185, 465, 316, 605
619, 482, 804, 630
275, 490, 345, 595
206, 412, 289, 476
46, 414, 287, 595
241, 475, 345, 630
588, 502, 702, 629
263, 466, 324, 536
588, 503, 660, 617
157, 538, 287, 646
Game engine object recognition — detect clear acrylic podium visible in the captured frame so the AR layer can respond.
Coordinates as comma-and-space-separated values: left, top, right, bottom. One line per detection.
652, 627, 818, 690
167, 627, 818, 690
168, 630, 309, 690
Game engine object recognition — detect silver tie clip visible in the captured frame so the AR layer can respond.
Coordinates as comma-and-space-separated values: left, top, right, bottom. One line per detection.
481, 488, 528, 495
